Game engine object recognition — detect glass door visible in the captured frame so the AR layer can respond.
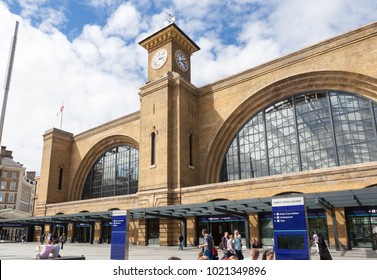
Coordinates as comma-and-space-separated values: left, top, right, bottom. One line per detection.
147, 218, 159, 245
371, 217, 377, 250
348, 216, 373, 248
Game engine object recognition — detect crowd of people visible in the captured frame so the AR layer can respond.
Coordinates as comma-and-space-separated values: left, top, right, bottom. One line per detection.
34, 229, 333, 260
170, 228, 333, 261
196, 228, 274, 260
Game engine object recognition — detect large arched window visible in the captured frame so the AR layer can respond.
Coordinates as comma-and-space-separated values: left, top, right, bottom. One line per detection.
82, 145, 139, 199
220, 90, 377, 181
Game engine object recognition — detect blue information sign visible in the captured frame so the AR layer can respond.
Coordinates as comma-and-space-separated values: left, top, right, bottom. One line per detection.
110, 210, 129, 260
272, 197, 310, 260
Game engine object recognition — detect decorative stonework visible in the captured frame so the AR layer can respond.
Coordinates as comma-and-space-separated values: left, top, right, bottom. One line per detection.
139, 23, 200, 54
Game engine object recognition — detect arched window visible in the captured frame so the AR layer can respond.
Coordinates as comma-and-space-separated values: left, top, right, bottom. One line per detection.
82, 145, 139, 199
220, 91, 377, 181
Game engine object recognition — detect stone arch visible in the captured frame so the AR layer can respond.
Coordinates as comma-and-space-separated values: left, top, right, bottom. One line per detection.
273, 192, 304, 197
208, 198, 228, 202
69, 135, 139, 201
204, 71, 377, 184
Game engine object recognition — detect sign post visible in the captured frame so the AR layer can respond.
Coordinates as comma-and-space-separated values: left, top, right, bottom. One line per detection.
272, 197, 310, 260
110, 210, 129, 260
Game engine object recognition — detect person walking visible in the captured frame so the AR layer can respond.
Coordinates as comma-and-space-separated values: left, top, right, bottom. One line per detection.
313, 231, 319, 254
318, 233, 332, 260
233, 230, 244, 260
59, 233, 67, 249
198, 228, 214, 260
225, 234, 236, 259
220, 231, 229, 251
39, 233, 45, 245
178, 233, 184, 250
21, 234, 26, 244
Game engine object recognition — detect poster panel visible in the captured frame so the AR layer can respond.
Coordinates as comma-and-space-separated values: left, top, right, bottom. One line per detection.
110, 210, 129, 260
272, 197, 310, 260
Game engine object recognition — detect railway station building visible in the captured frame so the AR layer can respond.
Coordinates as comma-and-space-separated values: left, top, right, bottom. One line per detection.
3, 22, 377, 250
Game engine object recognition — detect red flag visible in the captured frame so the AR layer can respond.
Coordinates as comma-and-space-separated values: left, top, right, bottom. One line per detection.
57, 105, 64, 116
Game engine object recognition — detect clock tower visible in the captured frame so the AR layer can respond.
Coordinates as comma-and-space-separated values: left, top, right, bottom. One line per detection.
139, 23, 200, 83
138, 23, 201, 245
138, 24, 200, 245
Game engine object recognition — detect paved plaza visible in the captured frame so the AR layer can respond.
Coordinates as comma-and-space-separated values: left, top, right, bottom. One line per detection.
0, 241, 376, 260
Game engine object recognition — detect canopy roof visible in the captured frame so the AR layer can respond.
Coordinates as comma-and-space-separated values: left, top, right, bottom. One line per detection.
1, 187, 376, 226
131, 187, 377, 220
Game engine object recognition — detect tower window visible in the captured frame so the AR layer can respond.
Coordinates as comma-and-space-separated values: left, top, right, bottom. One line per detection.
151, 132, 156, 166
58, 168, 63, 191
189, 133, 193, 166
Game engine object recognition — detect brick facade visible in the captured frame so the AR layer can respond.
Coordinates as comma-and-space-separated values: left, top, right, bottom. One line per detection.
35, 22, 377, 248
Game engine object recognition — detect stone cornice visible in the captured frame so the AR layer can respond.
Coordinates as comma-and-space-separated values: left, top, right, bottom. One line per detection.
139, 71, 199, 97
73, 111, 140, 140
45, 193, 138, 213
43, 128, 73, 142
139, 23, 200, 54
186, 161, 377, 193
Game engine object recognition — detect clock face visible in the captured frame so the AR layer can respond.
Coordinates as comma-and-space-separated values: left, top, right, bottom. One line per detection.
175, 50, 188, 72
152, 48, 168, 69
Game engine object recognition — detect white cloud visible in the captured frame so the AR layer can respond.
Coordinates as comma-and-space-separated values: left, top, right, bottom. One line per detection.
86, 0, 116, 8
14, 0, 67, 32
192, 0, 377, 87
104, 3, 143, 38
15, 0, 48, 18
172, 0, 217, 18
265, 0, 377, 53
0, 3, 143, 173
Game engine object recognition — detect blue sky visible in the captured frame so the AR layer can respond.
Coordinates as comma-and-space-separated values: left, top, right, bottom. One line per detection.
1, 0, 377, 173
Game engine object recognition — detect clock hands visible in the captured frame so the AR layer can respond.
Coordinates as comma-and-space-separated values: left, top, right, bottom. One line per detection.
179, 59, 187, 67
152, 49, 167, 69
153, 49, 188, 71
157, 53, 165, 61
176, 52, 187, 69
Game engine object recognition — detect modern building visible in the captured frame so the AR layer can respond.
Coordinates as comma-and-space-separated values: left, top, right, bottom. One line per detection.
0, 146, 36, 241
4, 22, 377, 250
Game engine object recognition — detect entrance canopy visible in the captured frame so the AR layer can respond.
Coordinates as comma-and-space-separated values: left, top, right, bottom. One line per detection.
0, 211, 113, 226
1, 187, 376, 226
131, 187, 377, 220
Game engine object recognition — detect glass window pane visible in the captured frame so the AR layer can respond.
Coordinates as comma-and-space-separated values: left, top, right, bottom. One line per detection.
82, 145, 139, 199
220, 91, 377, 182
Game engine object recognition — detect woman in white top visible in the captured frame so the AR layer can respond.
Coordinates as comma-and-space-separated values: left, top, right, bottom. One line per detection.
226, 234, 236, 258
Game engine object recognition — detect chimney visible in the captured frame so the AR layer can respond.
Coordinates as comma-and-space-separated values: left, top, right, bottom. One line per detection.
1, 146, 12, 158
26, 171, 36, 180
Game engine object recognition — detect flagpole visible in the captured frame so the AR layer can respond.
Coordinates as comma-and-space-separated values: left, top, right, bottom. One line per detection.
59, 102, 64, 130
60, 108, 63, 130
0, 21, 19, 148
